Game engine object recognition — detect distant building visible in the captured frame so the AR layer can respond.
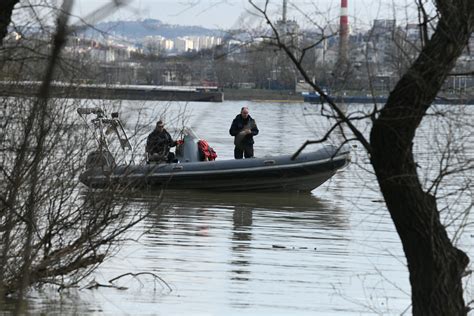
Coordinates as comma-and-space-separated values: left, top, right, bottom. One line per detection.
173, 36, 222, 52
143, 36, 174, 54
275, 19, 300, 46
372, 19, 396, 37
405, 23, 420, 41
174, 37, 194, 52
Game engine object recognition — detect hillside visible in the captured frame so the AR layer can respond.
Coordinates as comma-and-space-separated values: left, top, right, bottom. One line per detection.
79, 18, 224, 41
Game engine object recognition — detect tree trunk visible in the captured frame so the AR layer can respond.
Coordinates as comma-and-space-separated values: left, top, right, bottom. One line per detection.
370, 1, 473, 314
0, 0, 19, 44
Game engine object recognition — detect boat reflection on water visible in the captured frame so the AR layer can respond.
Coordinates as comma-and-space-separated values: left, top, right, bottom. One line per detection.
230, 204, 253, 282
129, 189, 351, 311
137, 190, 349, 260
75, 188, 352, 314
131, 189, 349, 231
133, 188, 336, 209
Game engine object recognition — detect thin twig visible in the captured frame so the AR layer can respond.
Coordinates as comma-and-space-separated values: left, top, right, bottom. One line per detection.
109, 272, 172, 292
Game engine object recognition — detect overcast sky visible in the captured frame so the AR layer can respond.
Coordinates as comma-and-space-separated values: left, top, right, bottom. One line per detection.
71, 0, 421, 30
72, 0, 248, 29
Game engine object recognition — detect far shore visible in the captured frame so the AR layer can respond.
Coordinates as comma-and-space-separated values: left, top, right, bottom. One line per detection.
1, 82, 471, 104
223, 88, 474, 104
223, 88, 303, 102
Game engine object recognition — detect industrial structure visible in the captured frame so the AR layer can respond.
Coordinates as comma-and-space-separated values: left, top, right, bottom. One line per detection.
275, 0, 300, 48
337, 0, 349, 66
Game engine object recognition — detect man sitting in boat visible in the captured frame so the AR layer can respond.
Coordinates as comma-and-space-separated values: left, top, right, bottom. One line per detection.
229, 106, 259, 159
146, 120, 178, 163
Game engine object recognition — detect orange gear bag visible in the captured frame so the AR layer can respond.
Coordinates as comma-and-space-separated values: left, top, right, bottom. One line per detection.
197, 139, 217, 161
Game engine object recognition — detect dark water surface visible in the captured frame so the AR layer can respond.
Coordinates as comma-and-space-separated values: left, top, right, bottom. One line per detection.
2, 101, 472, 315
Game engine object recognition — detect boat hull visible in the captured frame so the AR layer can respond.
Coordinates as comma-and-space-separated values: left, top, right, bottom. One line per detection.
80, 146, 350, 192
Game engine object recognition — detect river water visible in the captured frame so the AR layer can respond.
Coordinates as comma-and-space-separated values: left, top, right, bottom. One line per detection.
2, 100, 473, 315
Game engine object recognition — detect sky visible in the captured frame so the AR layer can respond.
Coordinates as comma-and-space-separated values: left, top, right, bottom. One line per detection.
71, 0, 421, 30
72, 0, 250, 29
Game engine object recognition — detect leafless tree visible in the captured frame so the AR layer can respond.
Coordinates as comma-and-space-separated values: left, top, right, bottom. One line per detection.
249, 0, 473, 315
0, 1, 160, 312
0, 1, 18, 45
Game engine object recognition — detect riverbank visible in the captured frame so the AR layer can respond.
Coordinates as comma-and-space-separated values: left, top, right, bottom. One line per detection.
223, 88, 474, 104
2, 82, 471, 104
303, 92, 474, 105
223, 88, 304, 102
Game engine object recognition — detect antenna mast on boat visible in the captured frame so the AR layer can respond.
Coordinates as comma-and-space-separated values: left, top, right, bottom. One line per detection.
77, 107, 132, 151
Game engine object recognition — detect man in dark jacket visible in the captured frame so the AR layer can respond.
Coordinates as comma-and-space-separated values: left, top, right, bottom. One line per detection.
146, 120, 177, 162
229, 106, 259, 159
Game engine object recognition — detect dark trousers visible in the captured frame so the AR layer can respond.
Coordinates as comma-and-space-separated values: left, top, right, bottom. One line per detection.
234, 145, 254, 159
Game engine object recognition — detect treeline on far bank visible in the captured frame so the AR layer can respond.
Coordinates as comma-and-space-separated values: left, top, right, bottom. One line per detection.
1, 36, 472, 99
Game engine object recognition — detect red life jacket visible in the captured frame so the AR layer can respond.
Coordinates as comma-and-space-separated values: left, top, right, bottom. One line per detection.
198, 140, 217, 161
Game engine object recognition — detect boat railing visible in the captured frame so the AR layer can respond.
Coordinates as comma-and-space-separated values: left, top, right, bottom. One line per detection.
77, 107, 132, 152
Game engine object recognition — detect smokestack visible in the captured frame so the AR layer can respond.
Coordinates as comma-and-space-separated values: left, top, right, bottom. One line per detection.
282, 0, 287, 22
338, 0, 349, 65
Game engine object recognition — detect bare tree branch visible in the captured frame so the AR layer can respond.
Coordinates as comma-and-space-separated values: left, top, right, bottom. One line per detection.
0, 0, 19, 44
248, 0, 372, 155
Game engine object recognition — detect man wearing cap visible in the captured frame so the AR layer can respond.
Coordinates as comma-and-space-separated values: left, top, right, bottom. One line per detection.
229, 106, 259, 159
146, 120, 177, 163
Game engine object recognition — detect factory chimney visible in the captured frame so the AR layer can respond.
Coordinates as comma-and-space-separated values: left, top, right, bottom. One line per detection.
282, 0, 287, 23
337, 0, 349, 67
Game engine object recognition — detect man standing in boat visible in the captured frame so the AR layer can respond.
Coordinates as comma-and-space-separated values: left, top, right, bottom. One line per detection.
229, 106, 259, 159
146, 120, 177, 163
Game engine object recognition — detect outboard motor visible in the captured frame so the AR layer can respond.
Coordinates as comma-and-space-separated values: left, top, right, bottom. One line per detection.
175, 128, 201, 163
